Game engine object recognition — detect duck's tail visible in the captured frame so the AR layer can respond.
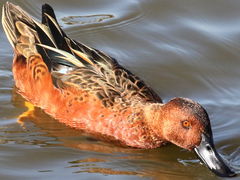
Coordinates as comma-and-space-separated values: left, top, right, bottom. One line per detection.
2, 2, 104, 72
2, 2, 37, 53
2, 2, 55, 70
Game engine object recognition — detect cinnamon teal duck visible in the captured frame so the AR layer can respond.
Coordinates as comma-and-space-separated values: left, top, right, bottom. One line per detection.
1, 2, 236, 177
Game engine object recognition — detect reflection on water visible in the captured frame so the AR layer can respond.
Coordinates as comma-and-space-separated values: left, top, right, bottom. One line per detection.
0, 0, 240, 179
62, 14, 114, 25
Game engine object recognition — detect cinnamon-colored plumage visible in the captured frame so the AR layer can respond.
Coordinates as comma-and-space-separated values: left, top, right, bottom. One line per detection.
2, 2, 236, 177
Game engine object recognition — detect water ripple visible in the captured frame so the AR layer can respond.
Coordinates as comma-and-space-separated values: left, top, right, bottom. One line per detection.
181, 18, 240, 36
62, 14, 114, 26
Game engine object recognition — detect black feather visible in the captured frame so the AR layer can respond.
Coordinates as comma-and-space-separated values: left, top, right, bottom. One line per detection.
41, 4, 92, 68
42, 4, 70, 51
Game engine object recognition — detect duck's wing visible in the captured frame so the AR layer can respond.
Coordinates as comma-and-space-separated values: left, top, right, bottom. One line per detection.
2, 3, 162, 106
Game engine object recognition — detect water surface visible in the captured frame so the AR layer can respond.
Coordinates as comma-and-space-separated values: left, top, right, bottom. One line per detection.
0, 0, 239, 179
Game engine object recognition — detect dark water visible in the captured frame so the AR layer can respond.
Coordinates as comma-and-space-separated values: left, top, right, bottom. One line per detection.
0, 0, 240, 179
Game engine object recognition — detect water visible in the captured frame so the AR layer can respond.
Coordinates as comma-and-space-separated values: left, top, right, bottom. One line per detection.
0, 0, 239, 179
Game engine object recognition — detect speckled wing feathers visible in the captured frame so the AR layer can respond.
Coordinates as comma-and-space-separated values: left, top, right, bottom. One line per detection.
57, 62, 162, 106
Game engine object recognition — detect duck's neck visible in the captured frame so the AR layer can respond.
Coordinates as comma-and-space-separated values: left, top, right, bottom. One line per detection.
144, 103, 167, 141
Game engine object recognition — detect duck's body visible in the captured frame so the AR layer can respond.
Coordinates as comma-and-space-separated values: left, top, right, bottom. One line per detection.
2, 2, 236, 177
13, 54, 161, 148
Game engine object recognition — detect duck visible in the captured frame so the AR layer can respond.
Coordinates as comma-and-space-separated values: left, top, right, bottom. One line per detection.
1, 2, 236, 177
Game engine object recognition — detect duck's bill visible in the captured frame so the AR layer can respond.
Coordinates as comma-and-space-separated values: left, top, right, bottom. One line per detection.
194, 134, 236, 177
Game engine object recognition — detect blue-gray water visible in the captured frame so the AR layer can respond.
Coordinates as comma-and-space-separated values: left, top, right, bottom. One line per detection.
0, 0, 239, 179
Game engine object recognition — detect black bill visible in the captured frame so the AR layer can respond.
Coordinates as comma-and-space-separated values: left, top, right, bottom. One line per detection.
194, 134, 236, 177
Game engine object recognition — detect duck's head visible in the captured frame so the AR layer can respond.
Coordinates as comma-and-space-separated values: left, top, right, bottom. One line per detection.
150, 97, 236, 177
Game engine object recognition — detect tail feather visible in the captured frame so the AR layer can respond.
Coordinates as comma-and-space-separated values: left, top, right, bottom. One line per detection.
2, 2, 35, 48
41, 4, 96, 66
40, 3, 117, 69
41, 4, 70, 52
2, 2, 54, 69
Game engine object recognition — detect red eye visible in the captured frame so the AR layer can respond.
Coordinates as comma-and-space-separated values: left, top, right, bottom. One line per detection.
182, 120, 191, 129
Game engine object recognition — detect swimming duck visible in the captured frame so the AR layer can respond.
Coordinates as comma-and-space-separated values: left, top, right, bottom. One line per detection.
2, 2, 236, 177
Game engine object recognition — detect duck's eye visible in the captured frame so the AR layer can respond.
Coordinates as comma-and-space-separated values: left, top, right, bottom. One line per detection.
182, 120, 191, 129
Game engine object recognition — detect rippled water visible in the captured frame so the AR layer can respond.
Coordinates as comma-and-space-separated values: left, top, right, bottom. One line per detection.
0, 0, 240, 179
